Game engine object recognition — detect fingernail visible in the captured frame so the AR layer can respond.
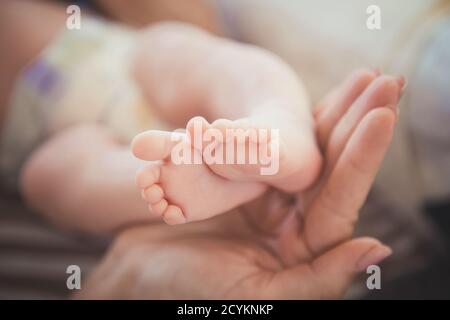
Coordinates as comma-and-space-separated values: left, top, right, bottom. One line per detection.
356, 245, 392, 272
400, 79, 408, 99
385, 104, 400, 123
396, 75, 407, 99
396, 75, 405, 88
371, 67, 381, 76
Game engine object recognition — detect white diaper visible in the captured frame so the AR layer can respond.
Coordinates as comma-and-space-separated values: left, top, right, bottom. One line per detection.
0, 17, 166, 190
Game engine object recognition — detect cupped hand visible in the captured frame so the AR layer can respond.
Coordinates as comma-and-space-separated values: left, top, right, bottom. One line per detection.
78, 69, 402, 299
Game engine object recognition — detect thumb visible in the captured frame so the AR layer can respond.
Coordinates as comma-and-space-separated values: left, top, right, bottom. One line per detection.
310, 237, 392, 298
267, 237, 392, 299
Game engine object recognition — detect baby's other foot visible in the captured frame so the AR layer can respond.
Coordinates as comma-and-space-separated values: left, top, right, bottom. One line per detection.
186, 112, 322, 193
132, 130, 267, 225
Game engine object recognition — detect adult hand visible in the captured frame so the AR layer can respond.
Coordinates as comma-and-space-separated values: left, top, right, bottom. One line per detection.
77, 69, 402, 299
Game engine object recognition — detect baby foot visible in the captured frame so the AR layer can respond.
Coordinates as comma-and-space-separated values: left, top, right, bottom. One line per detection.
186, 111, 322, 193
132, 130, 267, 225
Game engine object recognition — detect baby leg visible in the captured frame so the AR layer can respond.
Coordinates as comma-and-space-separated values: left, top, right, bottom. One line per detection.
20, 124, 154, 234
133, 23, 322, 192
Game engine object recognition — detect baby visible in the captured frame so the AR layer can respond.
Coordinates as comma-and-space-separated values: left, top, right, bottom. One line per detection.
129, 21, 404, 226
129, 23, 322, 225
1, 1, 400, 233
0, 1, 320, 232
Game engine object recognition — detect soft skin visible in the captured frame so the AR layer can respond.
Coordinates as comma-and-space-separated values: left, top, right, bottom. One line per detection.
78, 70, 400, 298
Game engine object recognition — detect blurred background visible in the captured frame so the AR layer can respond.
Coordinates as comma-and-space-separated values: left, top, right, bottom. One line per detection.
0, 0, 449, 299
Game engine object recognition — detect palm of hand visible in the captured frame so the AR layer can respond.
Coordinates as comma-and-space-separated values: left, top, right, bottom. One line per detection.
81, 70, 399, 299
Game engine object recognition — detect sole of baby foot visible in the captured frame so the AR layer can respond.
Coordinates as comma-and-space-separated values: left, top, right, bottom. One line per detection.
186, 114, 322, 193
134, 130, 268, 225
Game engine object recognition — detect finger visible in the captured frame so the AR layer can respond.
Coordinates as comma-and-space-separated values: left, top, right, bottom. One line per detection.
305, 107, 396, 254
316, 68, 379, 149
325, 75, 402, 171
266, 237, 391, 299
310, 237, 392, 299
313, 87, 339, 120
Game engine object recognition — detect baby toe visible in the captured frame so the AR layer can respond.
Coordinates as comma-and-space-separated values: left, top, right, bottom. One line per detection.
149, 198, 168, 216
162, 205, 186, 225
142, 184, 164, 204
132, 130, 184, 161
135, 164, 160, 189
187, 116, 210, 134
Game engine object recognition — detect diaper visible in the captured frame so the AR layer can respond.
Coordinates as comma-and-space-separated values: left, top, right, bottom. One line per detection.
0, 17, 165, 191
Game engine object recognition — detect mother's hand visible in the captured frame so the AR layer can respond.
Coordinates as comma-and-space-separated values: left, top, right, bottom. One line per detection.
77, 69, 402, 299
